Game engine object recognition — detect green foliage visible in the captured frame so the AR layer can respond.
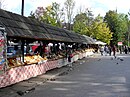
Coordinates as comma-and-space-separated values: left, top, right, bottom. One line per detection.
73, 13, 112, 44
73, 10, 94, 36
91, 19, 112, 44
104, 10, 128, 45
28, 2, 129, 45
29, 2, 64, 27
73, 13, 88, 34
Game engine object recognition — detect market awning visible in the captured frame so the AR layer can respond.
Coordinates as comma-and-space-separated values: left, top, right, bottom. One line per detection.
95, 41, 106, 45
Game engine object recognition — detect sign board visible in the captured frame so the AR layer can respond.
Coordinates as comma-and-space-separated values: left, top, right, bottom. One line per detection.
118, 42, 123, 46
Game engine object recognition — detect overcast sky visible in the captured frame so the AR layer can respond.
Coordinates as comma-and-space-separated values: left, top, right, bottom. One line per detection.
2, 0, 130, 17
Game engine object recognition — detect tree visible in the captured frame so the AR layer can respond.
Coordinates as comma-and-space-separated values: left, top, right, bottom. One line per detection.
104, 10, 128, 45
73, 8, 94, 36
73, 13, 112, 44
73, 13, 88, 34
29, 2, 64, 27
29, 7, 45, 20
64, 0, 75, 30
127, 11, 130, 46
41, 5, 57, 26
0, 0, 5, 9
91, 15, 112, 44
117, 14, 128, 45
51, 2, 65, 27
86, 8, 94, 26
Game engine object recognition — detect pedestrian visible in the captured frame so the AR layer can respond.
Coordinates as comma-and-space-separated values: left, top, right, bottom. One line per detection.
124, 46, 128, 54
99, 46, 104, 56
128, 46, 130, 54
112, 45, 116, 57
67, 48, 73, 70
104, 45, 109, 56
119, 46, 122, 54
108, 45, 112, 56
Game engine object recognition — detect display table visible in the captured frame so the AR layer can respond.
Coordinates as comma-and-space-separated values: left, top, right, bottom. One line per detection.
57, 58, 68, 68
78, 53, 83, 59
44, 60, 58, 71
0, 60, 58, 88
86, 51, 94, 57
0, 51, 94, 88
73, 54, 78, 62
83, 52, 86, 58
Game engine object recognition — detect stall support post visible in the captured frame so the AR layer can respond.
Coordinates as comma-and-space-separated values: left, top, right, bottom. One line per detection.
76, 43, 78, 50
53, 42, 56, 55
65, 43, 68, 58
39, 41, 43, 57
21, 40, 25, 62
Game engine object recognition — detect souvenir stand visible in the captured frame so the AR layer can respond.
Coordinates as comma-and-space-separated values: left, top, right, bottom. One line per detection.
0, 9, 74, 88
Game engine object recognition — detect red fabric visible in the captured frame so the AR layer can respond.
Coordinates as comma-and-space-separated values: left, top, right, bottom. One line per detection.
32, 45, 38, 51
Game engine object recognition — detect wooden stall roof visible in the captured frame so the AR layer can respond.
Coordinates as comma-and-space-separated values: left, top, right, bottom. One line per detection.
0, 9, 86, 43
82, 35, 96, 44
63, 29, 86, 43
42, 23, 73, 42
0, 9, 53, 40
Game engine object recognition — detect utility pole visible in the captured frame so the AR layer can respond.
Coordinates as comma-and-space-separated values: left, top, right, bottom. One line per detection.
21, 0, 24, 16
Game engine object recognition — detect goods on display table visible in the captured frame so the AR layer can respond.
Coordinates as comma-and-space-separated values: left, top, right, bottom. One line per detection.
7, 54, 48, 68
0, 36, 95, 88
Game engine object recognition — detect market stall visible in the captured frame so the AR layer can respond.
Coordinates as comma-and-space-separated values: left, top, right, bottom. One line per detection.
0, 9, 95, 88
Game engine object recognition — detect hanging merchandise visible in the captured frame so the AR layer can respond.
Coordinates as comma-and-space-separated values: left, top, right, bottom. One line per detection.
0, 27, 7, 74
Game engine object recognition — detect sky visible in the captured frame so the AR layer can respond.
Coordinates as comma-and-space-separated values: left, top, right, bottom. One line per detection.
1, 0, 130, 17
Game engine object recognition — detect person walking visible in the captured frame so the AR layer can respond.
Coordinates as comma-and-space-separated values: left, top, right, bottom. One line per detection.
124, 46, 128, 54
100, 46, 104, 56
108, 45, 112, 56
104, 45, 109, 56
112, 45, 116, 57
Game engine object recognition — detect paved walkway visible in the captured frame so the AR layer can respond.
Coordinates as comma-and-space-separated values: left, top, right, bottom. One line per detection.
1, 53, 130, 97
22, 53, 130, 97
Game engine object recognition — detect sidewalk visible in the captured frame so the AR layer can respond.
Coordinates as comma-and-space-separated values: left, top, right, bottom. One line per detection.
0, 56, 92, 97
